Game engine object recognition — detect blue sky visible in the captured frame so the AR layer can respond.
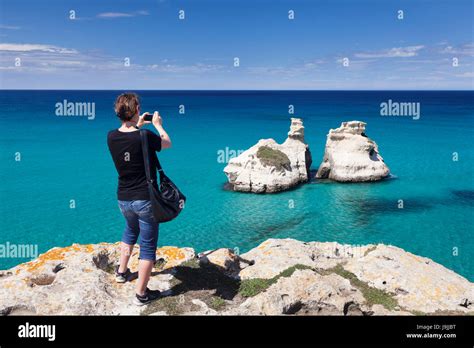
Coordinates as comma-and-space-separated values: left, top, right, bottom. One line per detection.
0, 0, 472, 89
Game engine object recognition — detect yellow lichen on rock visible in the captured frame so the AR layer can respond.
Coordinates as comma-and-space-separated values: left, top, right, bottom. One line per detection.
22, 244, 95, 273
156, 246, 188, 269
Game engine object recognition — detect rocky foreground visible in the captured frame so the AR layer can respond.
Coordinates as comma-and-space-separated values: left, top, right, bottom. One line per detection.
0, 239, 472, 316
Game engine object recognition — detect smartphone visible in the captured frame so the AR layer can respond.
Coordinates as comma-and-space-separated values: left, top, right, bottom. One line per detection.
143, 113, 153, 121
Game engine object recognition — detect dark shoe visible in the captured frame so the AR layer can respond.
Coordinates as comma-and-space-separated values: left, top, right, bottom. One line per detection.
115, 266, 131, 283
133, 288, 162, 306
154, 258, 166, 269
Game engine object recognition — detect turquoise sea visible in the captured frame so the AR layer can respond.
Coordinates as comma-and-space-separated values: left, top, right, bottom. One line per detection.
0, 91, 473, 280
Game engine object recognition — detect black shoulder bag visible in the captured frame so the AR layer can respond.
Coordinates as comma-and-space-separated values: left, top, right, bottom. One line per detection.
140, 130, 186, 223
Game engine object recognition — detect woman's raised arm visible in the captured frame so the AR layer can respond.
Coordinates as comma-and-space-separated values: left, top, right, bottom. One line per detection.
152, 111, 172, 149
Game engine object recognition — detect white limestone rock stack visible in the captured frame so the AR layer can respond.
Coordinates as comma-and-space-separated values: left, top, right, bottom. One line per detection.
316, 121, 390, 182
223, 118, 312, 193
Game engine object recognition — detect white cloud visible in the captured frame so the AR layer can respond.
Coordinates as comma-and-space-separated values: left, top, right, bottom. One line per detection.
245, 60, 325, 77
148, 62, 223, 74
0, 25, 21, 30
440, 43, 474, 56
355, 45, 424, 58
97, 11, 149, 19
335, 57, 375, 69
455, 72, 474, 78
0, 42, 224, 75
97, 12, 134, 18
0, 43, 78, 54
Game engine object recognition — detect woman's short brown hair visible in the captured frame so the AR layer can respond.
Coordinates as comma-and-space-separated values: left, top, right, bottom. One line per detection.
114, 93, 140, 121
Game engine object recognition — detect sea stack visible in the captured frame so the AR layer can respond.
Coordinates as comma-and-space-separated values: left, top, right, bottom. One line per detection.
224, 118, 312, 193
316, 121, 390, 182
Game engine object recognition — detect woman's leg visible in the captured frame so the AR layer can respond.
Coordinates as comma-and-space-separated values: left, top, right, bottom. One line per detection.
118, 242, 134, 273
133, 200, 159, 295
136, 260, 154, 296
118, 201, 140, 273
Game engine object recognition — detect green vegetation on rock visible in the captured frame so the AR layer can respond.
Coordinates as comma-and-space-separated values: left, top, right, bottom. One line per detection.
142, 296, 183, 316
324, 264, 399, 311
363, 245, 377, 256
208, 296, 226, 311
256, 146, 291, 171
238, 264, 312, 297
179, 258, 200, 269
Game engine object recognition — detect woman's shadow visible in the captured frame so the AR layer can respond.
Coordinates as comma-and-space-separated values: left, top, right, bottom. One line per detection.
137, 253, 255, 301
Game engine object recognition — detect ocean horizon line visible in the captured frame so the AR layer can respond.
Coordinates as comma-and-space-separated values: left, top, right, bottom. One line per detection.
1, 89, 473, 92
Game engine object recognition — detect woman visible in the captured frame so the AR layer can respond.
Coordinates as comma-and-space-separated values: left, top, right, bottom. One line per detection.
107, 93, 172, 306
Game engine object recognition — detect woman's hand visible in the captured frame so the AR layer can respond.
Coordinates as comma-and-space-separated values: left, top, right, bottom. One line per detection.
151, 111, 172, 149
137, 112, 152, 128
152, 111, 163, 128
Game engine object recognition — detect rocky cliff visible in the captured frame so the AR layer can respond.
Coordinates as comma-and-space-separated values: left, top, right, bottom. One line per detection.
1, 239, 472, 316
316, 121, 390, 182
223, 118, 312, 193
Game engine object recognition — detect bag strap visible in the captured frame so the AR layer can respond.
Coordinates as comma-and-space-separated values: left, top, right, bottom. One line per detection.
140, 129, 164, 184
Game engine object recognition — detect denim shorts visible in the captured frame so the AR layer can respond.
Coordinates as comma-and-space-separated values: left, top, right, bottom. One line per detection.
118, 200, 159, 261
